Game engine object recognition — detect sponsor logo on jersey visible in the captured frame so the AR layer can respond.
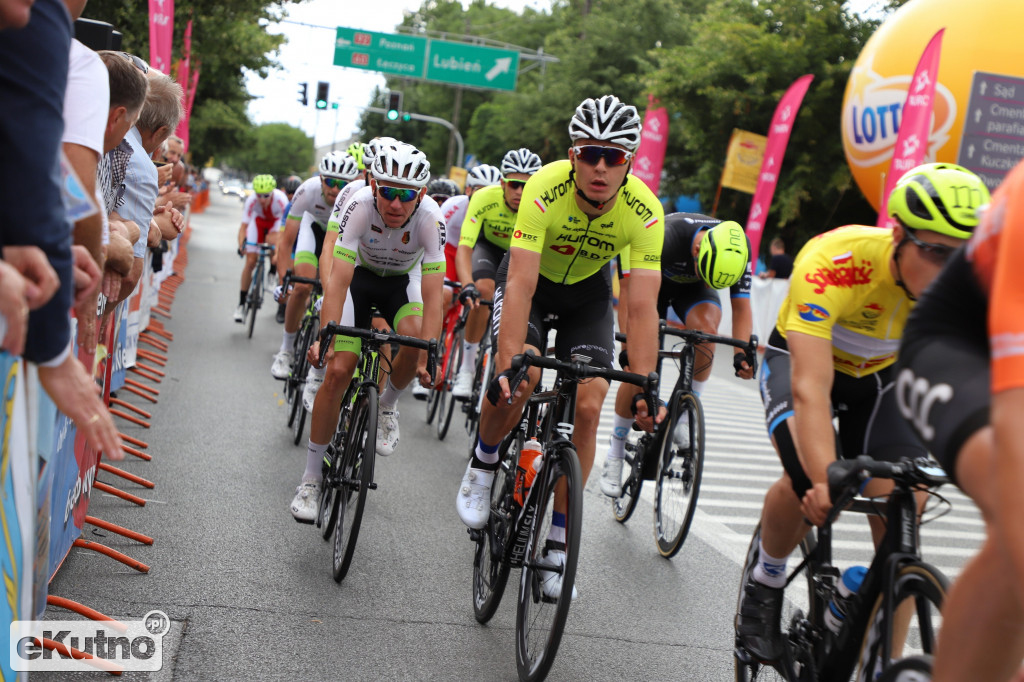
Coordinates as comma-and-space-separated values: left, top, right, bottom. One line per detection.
514, 229, 522, 238
804, 258, 874, 294
567, 215, 578, 223
402, 231, 410, 244
539, 179, 573, 207
797, 303, 831, 322
491, 231, 510, 239
620, 187, 655, 224
555, 232, 615, 251
862, 302, 883, 319
644, 217, 660, 229
832, 250, 854, 264
533, 198, 546, 213
550, 244, 575, 256
371, 225, 383, 234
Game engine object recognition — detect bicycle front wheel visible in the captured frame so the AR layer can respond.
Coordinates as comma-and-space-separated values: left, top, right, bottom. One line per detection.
426, 331, 445, 425
247, 262, 263, 339
654, 391, 705, 558
472, 429, 518, 623
855, 562, 947, 682
516, 443, 582, 682
611, 434, 646, 524
332, 386, 377, 582
437, 328, 463, 440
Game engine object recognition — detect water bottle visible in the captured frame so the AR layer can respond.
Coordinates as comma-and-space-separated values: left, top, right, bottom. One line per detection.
824, 565, 868, 635
514, 438, 544, 506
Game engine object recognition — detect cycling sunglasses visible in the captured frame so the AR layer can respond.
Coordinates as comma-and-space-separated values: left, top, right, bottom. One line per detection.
322, 177, 347, 189
377, 185, 419, 203
572, 145, 632, 167
503, 179, 527, 190
118, 52, 149, 73
903, 228, 956, 265
256, 193, 272, 199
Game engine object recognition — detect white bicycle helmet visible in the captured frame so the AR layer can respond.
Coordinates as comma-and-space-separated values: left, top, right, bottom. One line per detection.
319, 151, 360, 181
371, 142, 431, 188
362, 136, 398, 169
500, 148, 542, 176
569, 95, 642, 152
466, 164, 502, 188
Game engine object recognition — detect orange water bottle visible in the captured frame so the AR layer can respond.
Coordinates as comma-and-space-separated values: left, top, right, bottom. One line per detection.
514, 438, 544, 506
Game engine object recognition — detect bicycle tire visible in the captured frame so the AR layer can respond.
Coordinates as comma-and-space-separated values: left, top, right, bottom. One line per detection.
653, 392, 705, 557
425, 331, 444, 425
515, 442, 582, 682
247, 260, 262, 339
611, 434, 646, 524
855, 563, 947, 682
286, 314, 314, 428
319, 414, 350, 541
333, 385, 377, 582
734, 523, 818, 682
472, 429, 519, 623
437, 327, 463, 440
874, 655, 933, 682
466, 346, 493, 460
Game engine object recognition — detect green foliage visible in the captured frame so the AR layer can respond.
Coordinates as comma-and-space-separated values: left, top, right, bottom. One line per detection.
221, 123, 314, 178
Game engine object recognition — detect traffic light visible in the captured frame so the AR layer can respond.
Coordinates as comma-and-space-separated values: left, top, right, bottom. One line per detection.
297, 82, 308, 106
386, 91, 403, 121
315, 81, 329, 110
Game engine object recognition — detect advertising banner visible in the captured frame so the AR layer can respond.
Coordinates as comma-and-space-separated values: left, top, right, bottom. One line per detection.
721, 129, 767, 194
147, 0, 173, 74
631, 96, 669, 194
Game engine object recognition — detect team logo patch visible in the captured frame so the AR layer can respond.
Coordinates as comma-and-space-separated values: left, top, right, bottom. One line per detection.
550, 244, 574, 256
533, 198, 546, 212
797, 303, 831, 322
402, 231, 410, 244
644, 217, 660, 229
514, 229, 522, 238
862, 302, 883, 319
371, 225, 383, 233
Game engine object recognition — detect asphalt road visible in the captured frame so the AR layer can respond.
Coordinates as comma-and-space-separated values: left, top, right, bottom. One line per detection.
41, 190, 982, 681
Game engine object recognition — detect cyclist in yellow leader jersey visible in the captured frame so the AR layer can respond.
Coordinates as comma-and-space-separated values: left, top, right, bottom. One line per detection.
454, 95, 665, 600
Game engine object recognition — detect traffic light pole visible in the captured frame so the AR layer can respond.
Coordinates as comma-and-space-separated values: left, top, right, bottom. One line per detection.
367, 107, 464, 172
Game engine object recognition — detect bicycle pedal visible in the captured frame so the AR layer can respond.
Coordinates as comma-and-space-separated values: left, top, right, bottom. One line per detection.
367, 482, 378, 490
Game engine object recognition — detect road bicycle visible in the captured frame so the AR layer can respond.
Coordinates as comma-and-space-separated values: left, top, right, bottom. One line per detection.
470, 350, 658, 681
734, 455, 951, 682
611, 323, 757, 557
314, 322, 436, 583
280, 273, 323, 445
461, 299, 494, 459
426, 286, 468, 440
241, 242, 274, 339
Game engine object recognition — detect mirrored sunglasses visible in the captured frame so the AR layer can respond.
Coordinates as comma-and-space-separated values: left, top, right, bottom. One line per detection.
503, 179, 527, 190
256, 193, 271, 199
573, 145, 632, 167
322, 177, 347, 189
904, 228, 956, 266
378, 185, 419, 203
119, 52, 149, 73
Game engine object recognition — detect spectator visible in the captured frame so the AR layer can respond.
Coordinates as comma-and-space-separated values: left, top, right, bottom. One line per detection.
759, 236, 793, 280
156, 135, 192, 210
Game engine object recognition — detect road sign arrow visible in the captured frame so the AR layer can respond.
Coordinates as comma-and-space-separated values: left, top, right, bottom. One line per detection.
981, 81, 988, 95
486, 57, 512, 82
975, 109, 982, 123
968, 143, 975, 158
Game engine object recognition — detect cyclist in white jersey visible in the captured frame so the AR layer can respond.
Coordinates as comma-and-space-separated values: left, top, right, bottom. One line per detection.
270, 151, 359, 379
290, 141, 446, 522
234, 175, 287, 322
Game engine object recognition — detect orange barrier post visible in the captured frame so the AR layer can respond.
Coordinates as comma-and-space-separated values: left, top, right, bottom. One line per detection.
108, 398, 152, 420
138, 334, 169, 353
46, 596, 128, 632
121, 445, 152, 462
144, 325, 173, 342
108, 409, 150, 429
125, 378, 159, 395
85, 515, 154, 545
97, 462, 155, 489
129, 366, 162, 384
136, 350, 166, 367
134, 362, 165, 378
92, 481, 146, 507
40, 639, 123, 675
72, 539, 149, 573
119, 433, 149, 449
121, 384, 158, 403
152, 306, 172, 319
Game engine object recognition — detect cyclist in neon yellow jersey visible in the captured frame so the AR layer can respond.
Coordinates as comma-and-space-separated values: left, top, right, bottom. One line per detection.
454, 95, 665, 599
452, 148, 542, 399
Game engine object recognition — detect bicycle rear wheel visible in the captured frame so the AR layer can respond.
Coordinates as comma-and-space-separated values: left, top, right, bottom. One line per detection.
516, 443, 582, 682
319, 405, 351, 541
472, 429, 518, 623
653, 391, 705, 558
611, 433, 646, 524
426, 332, 445, 425
437, 328, 463, 440
291, 318, 318, 445
855, 562, 947, 682
332, 385, 377, 582
247, 261, 263, 339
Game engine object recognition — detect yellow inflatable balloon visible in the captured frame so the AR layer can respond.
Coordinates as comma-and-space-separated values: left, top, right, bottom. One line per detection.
842, 0, 1024, 209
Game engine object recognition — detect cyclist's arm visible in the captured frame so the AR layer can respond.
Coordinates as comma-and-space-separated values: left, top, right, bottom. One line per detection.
237, 222, 248, 251
320, 255, 354, 336
455, 244, 473, 288
730, 296, 754, 379
495, 246, 540, 373
993, 388, 1024, 603
624, 268, 661, 428
616, 268, 630, 360
277, 215, 301, 275
787, 330, 838, 526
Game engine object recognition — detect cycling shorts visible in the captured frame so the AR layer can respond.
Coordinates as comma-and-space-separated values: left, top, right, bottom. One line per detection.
294, 215, 327, 268
334, 267, 422, 354
472, 240, 506, 282
245, 216, 279, 252
896, 250, 990, 486
493, 252, 615, 369
657, 279, 722, 322
760, 328, 927, 498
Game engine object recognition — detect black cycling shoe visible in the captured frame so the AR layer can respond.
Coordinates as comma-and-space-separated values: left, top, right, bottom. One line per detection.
275, 302, 286, 324
737, 579, 784, 662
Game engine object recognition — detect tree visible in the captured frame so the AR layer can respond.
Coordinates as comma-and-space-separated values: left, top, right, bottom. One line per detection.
221, 123, 314, 178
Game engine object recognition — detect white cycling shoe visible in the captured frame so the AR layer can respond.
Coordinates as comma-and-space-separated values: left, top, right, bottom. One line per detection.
290, 481, 320, 523
537, 542, 578, 601
233, 304, 245, 323
452, 370, 474, 399
271, 350, 293, 379
411, 382, 429, 400
302, 368, 324, 412
599, 456, 624, 497
376, 406, 399, 457
456, 462, 493, 529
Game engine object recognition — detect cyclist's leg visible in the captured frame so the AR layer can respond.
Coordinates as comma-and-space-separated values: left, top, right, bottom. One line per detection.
239, 221, 259, 301
284, 216, 320, 332
459, 242, 502, 378
681, 294, 723, 393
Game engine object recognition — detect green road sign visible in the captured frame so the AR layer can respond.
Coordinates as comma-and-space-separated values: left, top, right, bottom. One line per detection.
425, 40, 519, 91
334, 27, 427, 78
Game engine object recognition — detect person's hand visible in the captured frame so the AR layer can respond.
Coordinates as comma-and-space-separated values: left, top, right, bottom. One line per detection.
101, 268, 122, 303
0, 261, 29, 356
630, 391, 666, 432
169, 207, 184, 235
800, 482, 833, 527
416, 361, 436, 388
308, 339, 332, 369
734, 351, 755, 380
156, 163, 174, 186
70, 245, 102, 307
165, 191, 192, 210
458, 283, 480, 309
37, 355, 123, 460
3, 245, 57, 309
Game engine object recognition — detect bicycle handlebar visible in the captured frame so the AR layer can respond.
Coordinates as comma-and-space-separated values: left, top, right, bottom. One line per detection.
507, 350, 659, 413
825, 455, 949, 524
282, 273, 321, 287
317, 321, 438, 381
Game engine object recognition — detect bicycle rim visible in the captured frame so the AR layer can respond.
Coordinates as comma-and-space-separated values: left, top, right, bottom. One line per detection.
438, 329, 462, 440
855, 563, 947, 682
473, 430, 519, 623
611, 435, 645, 524
333, 387, 377, 582
247, 265, 261, 338
516, 444, 582, 682
318, 447, 339, 541
426, 332, 443, 425
654, 393, 705, 557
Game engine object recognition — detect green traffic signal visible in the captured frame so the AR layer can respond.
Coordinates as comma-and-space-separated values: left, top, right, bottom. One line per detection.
402, 112, 412, 122
386, 110, 399, 121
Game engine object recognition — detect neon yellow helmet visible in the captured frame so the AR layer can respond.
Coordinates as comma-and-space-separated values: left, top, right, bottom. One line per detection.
252, 174, 276, 194
697, 221, 749, 289
887, 162, 990, 239
346, 142, 365, 170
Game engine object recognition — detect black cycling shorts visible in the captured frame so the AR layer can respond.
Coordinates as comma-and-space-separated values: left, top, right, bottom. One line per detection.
760, 328, 927, 498
471, 240, 506, 282
493, 252, 615, 369
658, 278, 722, 322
